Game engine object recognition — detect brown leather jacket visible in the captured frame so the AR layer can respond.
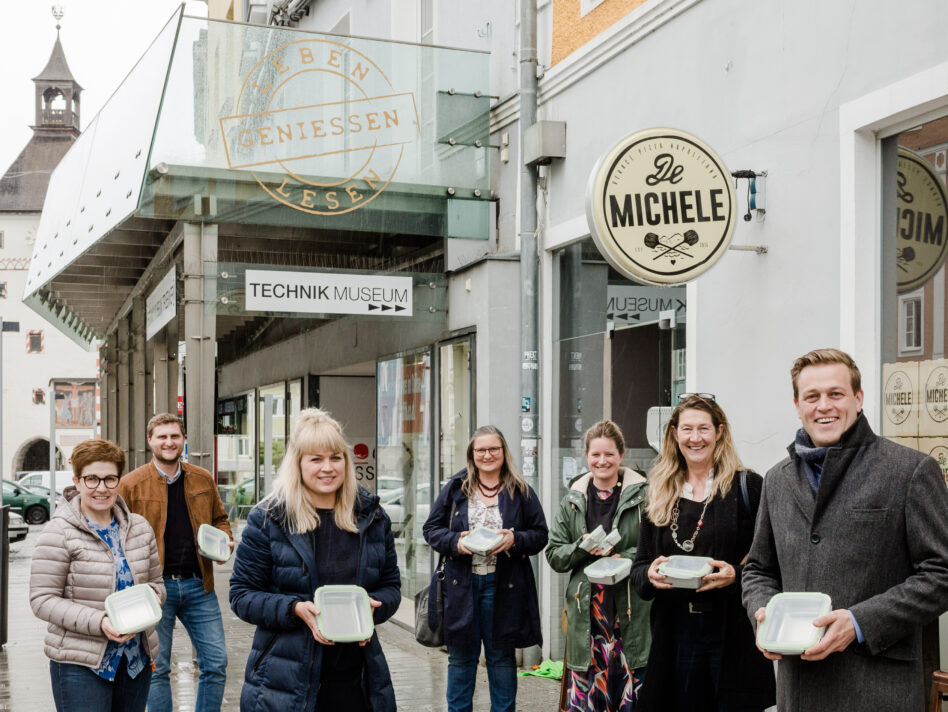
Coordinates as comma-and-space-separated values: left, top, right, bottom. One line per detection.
118, 461, 233, 594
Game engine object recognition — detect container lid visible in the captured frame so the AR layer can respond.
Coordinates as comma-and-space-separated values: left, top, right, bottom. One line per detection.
583, 557, 632, 578
314, 585, 375, 643
658, 555, 714, 579
197, 523, 231, 562
461, 526, 504, 555
104, 584, 162, 635
756, 592, 832, 654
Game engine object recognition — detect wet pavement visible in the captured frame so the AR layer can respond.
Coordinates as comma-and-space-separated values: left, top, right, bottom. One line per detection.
0, 524, 560, 711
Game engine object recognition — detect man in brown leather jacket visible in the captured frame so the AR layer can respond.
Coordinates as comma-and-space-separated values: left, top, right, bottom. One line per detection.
118, 413, 233, 712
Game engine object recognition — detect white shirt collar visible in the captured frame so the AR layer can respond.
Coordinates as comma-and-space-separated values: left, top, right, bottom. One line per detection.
681, 469, 714, 502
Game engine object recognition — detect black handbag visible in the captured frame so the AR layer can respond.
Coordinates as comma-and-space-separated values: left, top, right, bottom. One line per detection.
414, 499, 455, 647
414, 560, 445, 647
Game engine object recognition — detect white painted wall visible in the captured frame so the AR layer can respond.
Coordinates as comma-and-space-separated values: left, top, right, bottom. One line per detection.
0, 213, 97, 478
536, 0, 948, 473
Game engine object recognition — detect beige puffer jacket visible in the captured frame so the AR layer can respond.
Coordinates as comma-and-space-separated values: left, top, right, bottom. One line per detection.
29, 487, 165, 667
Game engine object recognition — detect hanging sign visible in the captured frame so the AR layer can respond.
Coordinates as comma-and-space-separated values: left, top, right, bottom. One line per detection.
896, 147, 948, 293
245, 269, 413, 316
146, 267, 176, 340
585, 128, 735, 285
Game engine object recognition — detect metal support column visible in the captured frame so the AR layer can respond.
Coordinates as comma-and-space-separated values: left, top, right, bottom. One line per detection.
131, 297, 148, 468
183, 223, 217, 475
518, 0, 541, 670
99, 341, 109, 442
105, 335, 119, 443
153, 329, 169, 415
117, 316, 131, 460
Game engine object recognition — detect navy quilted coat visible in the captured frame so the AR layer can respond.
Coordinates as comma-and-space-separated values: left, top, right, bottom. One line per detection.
229, 487, 401, 712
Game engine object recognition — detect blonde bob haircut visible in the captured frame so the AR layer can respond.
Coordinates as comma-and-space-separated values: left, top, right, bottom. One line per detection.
267, 408, 358, 534
461, 425, 530, 500
645, 395, 743, 527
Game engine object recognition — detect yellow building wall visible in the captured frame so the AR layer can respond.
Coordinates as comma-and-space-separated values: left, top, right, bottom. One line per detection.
553, 0, 650, 66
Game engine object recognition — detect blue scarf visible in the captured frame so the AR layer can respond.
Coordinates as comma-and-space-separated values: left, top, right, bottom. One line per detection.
793, 428, 829, 495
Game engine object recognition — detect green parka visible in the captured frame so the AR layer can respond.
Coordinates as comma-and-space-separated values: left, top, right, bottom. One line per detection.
545, 468, 651, 671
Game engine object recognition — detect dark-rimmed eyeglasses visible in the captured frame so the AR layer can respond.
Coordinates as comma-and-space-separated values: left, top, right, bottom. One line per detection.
472, 446, 503, 457
678, 392, 716, 403
80, 475, 120, 489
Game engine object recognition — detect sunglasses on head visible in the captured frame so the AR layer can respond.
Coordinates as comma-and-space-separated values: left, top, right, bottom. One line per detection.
677, 392, 716, 403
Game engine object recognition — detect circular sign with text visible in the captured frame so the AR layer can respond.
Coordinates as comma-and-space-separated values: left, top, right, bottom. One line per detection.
883, 369, 913, 425
896, 147, 948, 293
585, 128, 736, 285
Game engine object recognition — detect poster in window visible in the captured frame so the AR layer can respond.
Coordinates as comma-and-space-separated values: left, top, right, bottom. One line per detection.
53, 381, 96, 428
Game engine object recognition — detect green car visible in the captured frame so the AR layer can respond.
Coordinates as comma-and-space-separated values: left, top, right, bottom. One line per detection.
2, 480, 50, 524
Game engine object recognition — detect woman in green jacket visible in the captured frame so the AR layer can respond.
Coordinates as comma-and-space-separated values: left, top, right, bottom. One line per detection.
545, 420, 651, 712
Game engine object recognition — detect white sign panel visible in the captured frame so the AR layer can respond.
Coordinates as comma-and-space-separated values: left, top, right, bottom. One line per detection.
146, 267, 176, 340
607, 285, 685, 326
245, 269, 413, 316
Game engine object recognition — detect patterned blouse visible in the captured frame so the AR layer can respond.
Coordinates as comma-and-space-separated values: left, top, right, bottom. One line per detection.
87, 517, 148, 680
468, 493, 504, 569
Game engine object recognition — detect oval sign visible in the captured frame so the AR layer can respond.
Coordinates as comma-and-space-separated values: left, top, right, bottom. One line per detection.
897, 147, 948, 293
585, 128, 736, 286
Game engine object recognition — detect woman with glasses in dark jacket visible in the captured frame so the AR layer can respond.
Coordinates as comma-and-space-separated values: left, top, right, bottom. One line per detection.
423, 425, 548, 712
630, 394, 775, 711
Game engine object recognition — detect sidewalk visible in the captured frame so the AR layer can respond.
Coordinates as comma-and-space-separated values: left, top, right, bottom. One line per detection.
0, 526, 560, 711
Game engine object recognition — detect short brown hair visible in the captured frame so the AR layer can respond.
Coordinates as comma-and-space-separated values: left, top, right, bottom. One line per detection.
791, 348, 862, 398
147, 413, 186, 440
584, 420, 626, 456
71, 439, 126, 479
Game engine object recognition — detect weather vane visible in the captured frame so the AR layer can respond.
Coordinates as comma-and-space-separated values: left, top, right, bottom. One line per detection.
51, 5, 63, 30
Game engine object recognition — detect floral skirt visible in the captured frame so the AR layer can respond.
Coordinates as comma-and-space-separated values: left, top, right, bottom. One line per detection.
565, 585, 643, 712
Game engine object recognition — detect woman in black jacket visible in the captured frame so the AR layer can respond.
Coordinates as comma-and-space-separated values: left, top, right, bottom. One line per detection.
422, 425, 548, 712
630, 394, 775, 712
229, 408, 401, 712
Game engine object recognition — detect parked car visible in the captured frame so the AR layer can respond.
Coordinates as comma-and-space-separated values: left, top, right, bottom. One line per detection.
379, 482, 430, 536
2, 480, 50, 524
7, 511, 27, 543
16, 470, 74, 495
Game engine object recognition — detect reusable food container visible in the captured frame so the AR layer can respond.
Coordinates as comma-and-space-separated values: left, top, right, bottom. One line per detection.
583, 557, 632, 585
460, 526, 504, 555
600, 529, 622, 552
756, 592, 831, 655
197, 523, 231, 562
579, 525, 607, 552
104, 584, 163, 635
658, 555, 714, 589
314, 585, 375, 643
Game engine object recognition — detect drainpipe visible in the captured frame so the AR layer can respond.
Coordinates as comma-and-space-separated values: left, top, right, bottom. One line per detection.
518, 0, 541, 671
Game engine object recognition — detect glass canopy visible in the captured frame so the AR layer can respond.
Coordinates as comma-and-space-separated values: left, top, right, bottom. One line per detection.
25, 8, 491, 343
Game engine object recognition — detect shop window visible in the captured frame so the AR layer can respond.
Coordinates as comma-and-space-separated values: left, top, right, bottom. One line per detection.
0, 282, 6, 298
27, 330, 43, 353
33, 389, 45, 405
897, 292, 923, 355
0, 231, 4, 248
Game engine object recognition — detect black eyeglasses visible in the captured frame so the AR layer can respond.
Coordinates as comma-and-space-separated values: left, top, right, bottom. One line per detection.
80, 475, 120, 489
473, 446, 503, 457
678, 392, 716, 403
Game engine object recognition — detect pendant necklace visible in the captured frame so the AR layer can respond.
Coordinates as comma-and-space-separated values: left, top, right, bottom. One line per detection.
477, 478, 502, 499
670, 492, 711, 553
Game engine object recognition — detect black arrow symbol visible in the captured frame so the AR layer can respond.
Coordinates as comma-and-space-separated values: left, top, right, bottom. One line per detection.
607, 312, 615, 320
380, 304, 392, 311
629, 313, 640, 321
368, 304, 379, 311
617, 313, 627, 321
394, 305, 405, 312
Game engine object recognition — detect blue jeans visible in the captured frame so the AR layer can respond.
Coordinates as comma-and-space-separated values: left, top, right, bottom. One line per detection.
50, 657, 151, 712
446, 573, 517, 712
148, 576, 228, 712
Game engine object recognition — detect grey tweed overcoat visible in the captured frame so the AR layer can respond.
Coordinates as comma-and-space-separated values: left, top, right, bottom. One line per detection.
742, 414, 948, 712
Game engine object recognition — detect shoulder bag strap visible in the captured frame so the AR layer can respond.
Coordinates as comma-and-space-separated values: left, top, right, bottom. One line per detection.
739, 470, 750, 516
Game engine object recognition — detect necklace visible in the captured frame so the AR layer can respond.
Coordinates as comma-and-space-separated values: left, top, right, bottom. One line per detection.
670, 495, 711, 552
477, 477, 502, 498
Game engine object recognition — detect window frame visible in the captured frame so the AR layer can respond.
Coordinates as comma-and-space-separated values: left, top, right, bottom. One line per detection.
897, 289, 924, 355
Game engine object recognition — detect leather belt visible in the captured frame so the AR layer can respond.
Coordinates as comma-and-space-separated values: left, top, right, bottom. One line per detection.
472, 563, 496, 575
166, 573, 201, 580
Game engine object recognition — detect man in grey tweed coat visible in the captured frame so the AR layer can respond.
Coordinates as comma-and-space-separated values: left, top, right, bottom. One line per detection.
743, 348, 948, 711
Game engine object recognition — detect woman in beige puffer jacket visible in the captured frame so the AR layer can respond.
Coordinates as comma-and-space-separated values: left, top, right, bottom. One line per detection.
29, 439, 164, 712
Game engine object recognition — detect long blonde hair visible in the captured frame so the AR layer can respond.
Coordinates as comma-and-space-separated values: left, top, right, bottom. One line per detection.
461, 425, 529, 500
645, 395, 742, 526
267, 408, 358, 534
